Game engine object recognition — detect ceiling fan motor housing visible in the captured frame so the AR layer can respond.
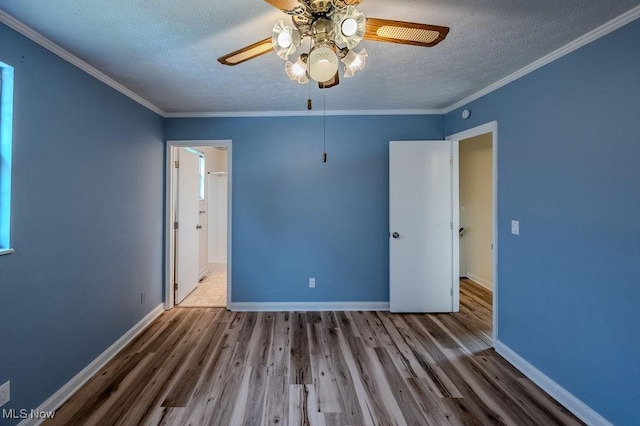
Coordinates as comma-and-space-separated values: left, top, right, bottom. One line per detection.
309, 0, 334, 14
312, 17, 336, 44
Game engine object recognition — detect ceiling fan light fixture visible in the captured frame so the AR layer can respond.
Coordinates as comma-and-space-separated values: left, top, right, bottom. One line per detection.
341, 48, 367, 78
341, 18, 358, 37
272, 20, 300, 59
218, 1, 450, 90
285, 54, 309, 84
308, 44, 339, 83
278, 32, 292, 48
332, 6, 366, 49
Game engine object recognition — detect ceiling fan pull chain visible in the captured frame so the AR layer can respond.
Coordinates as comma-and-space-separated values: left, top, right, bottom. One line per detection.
323, 91, 327, 163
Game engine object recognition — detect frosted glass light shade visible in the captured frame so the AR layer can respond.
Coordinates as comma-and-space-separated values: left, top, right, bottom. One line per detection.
272, 20, 300, 60
341, 48, 367, 78
342, 18, 358, 37
308, 44, 339, 82
285, 56, 309, 84
332, 6, 366, 49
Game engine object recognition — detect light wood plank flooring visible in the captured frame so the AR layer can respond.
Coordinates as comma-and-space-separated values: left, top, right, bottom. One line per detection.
45, 280, 582, 425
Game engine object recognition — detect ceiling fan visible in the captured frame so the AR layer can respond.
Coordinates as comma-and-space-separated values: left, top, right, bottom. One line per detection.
217, 0, 449, 89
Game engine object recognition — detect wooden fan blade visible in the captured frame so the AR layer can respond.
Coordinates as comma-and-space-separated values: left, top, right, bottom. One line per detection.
263, 0, 303, 13
364, 18, 449, 47
217, 37, 273, 66
335, 0, 365, 6
318, 72, 339, 89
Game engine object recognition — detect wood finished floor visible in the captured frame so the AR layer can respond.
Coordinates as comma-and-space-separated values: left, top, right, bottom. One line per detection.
46, 280, 582, 425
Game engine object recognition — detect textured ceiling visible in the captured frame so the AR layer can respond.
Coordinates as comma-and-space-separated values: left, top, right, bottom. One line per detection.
1, 0, 639, 114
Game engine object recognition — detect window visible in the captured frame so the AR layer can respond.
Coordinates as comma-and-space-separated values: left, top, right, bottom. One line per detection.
198, 154, 205, 200
0, 61, 14, 255
186, 147, 205, 200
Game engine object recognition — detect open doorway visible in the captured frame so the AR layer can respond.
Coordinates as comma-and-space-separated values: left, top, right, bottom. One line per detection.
165, 140, 232, 310
448, 122, 497, 343
459, 132, 493, 289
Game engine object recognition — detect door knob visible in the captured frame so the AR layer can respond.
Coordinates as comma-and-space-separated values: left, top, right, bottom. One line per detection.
196, 225, 203, 230
392, 232, 400, 239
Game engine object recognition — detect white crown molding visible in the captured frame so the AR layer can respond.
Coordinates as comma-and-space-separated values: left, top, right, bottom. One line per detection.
3, 5, 640, 119
18, 304, 164, 426
495, 340, 613, 426
228, 301, 390, 312
443, 5, 640, 114
0, 9, 165, 117
163, 109, 444, 118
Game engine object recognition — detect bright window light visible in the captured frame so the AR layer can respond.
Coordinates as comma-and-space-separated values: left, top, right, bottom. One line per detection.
186, 148, 205, 200
199, 155, 205, 200
0, 61, 14, 254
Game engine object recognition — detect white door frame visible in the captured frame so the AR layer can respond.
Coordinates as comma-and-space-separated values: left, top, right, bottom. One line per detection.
165, 140, 232, 310
447, 121, 498, 344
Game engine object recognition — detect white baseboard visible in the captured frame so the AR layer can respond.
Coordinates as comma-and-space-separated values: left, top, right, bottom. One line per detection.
494, 340, 612, 426
19, 304, 165, 426
228, 301, 389, 312
466, 272, 493, 291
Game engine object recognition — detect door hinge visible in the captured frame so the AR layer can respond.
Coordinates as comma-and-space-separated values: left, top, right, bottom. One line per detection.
174, 160, 179, 168
174, 221, 179, 230
174, 282, 178, 291
450, 156, 453, 163
450, 221, 453, 230
451, 287, 453, 296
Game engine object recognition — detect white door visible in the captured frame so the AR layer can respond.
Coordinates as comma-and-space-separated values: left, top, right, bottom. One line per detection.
176, 148, 200, 303
389, 140, 458, 312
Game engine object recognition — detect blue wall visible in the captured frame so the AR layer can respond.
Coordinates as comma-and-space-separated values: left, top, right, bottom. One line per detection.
445, 18, 640, 425
165, 115, 443, 303
0, 22, 164, 421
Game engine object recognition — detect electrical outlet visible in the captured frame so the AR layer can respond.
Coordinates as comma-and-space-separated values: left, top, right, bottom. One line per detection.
0, 381, 10, 407
140, 292, 146, 304
309, 278, 316, 288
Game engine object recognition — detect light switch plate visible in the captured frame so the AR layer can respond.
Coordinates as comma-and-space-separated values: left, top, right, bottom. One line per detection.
511, 220, 520, 235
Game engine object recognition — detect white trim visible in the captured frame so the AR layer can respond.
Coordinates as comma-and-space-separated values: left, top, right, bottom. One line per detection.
165, 140, 232, 310
3, 4, 638, 119
443, 5, 640, 114
451, 140, 460, 313
0, 248, 14, 256
228, 301, 390, 312
163, 109, 443, 118
18, 304, 164, 426
225, 145, 233, 308
465, 273, 493, 291
0, 10, 164, 116
447, 121, 498, 345
495, 340, 613, 426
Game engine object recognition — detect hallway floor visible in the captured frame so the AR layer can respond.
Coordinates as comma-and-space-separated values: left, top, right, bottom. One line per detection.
179, 263, 226, 307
